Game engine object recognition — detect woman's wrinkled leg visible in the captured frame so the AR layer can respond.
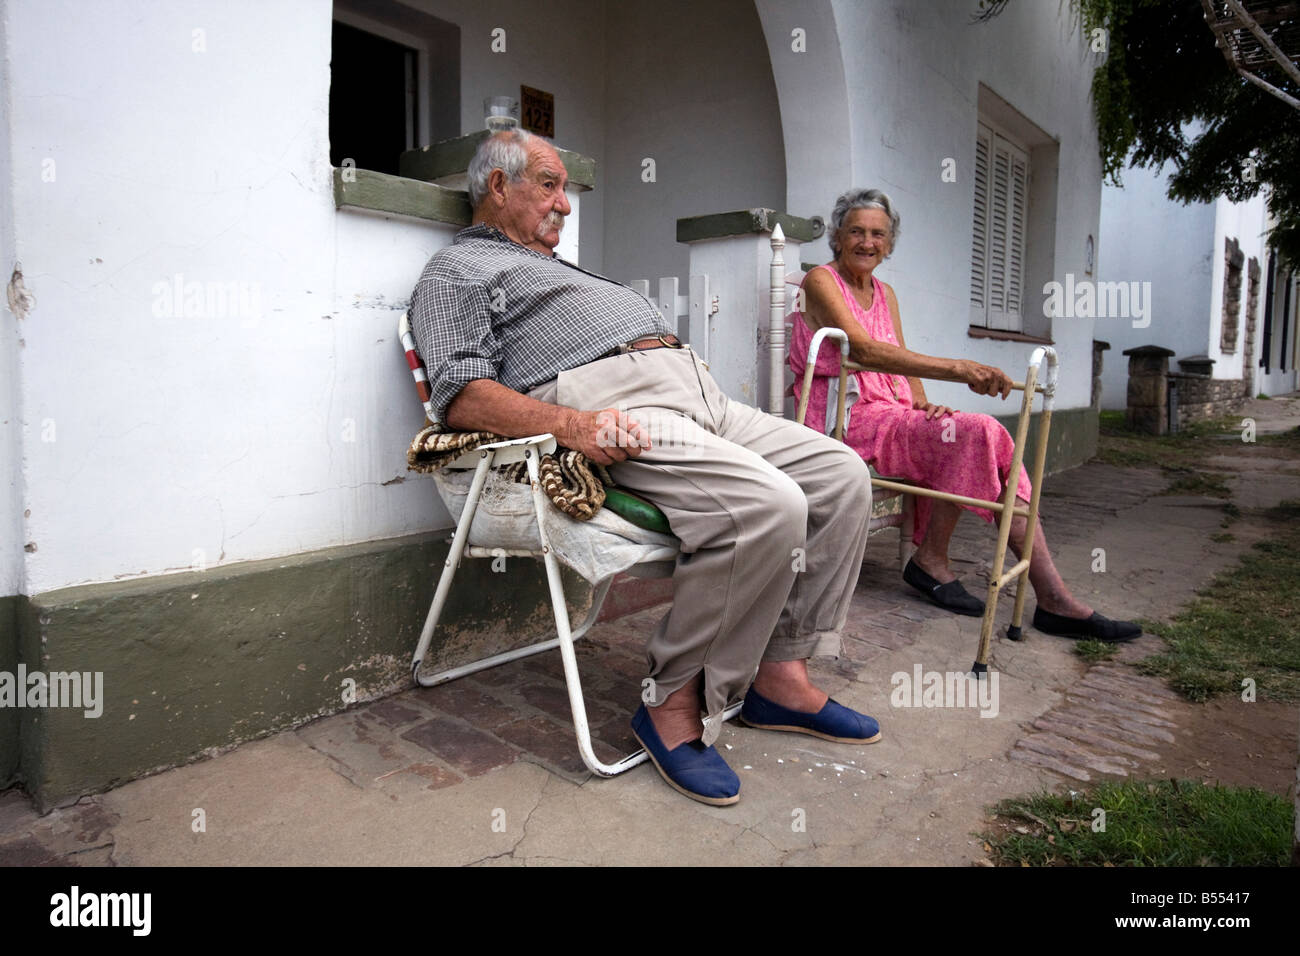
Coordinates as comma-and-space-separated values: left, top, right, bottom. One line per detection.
908, 472, 1093, 616
1009, 516, 1093, 618
910, 498, 963, 583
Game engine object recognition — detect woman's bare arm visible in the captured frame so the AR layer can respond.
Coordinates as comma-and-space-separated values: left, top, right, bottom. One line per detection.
880, 283, 929, 406
801, 268, 1012, 398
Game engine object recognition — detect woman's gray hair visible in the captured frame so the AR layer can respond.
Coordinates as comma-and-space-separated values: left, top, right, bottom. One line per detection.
466, 128, 536, 207
828, 188, 901, 256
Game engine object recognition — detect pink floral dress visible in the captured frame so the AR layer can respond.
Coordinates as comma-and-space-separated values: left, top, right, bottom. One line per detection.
789, 264, 1030, 545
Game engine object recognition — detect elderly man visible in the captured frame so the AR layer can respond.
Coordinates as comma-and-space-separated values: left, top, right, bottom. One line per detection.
408, 129, 877, 806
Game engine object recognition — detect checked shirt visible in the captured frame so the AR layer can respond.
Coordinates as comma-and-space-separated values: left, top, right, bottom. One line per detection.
408, 223, 673, 423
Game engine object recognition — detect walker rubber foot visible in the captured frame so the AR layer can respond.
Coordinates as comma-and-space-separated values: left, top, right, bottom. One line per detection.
970, 661, 988, 676
1006, 625, 1024, 642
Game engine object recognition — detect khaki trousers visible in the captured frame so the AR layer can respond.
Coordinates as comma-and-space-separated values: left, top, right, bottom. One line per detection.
529, 346, 872, 745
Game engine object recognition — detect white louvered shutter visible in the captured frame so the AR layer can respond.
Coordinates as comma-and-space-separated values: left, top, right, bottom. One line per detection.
988, 134, 1028, 331
971, 125, 1029, 332
969, 126, 991, 326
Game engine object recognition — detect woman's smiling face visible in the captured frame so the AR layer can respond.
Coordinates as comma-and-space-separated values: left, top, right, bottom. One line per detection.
837, 207, 893, 271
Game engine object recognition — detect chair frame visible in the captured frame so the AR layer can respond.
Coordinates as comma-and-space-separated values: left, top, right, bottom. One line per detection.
793, 325, 1059, 674
398, 313, 743, 778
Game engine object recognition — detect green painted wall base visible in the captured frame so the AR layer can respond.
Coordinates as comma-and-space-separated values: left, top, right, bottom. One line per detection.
1, 594, 18, 788
993, 405, 1098, 479
5, 533, 588, 813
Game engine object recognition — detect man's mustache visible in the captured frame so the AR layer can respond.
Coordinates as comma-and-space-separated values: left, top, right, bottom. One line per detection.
537, 211, 565, 236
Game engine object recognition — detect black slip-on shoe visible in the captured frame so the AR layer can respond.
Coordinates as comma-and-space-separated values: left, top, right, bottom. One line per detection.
902, 558, 985, 617
1032, 607, 1142, 643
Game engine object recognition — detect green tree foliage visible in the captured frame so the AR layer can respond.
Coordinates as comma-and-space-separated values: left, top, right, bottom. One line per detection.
977, 0, 1300, 264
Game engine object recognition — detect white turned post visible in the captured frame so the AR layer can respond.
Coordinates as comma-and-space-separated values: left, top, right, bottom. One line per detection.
769, 223, 787, 415
681, 211, 807, 406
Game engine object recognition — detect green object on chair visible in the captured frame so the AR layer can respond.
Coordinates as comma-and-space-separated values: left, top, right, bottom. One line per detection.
603, 487, 672, 535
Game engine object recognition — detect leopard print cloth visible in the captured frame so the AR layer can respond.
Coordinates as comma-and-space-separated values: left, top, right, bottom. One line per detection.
406, 424, 612, 521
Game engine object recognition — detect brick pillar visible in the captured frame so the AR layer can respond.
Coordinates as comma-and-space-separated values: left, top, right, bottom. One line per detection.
1243, 257, 1261, 398
1220, 237, 1244, 355
1123, 345, 1176, 435
1092, 339, 1110, 410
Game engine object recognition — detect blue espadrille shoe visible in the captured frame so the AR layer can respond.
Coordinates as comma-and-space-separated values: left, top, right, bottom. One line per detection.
630, 705, 740, 806
739, 687, 881, 744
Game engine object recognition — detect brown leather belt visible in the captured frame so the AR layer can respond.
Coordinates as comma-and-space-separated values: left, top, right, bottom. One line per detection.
600, 334, 683, 360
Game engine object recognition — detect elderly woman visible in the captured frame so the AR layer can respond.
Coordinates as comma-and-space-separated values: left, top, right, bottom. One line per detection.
791, 187, 1140, 642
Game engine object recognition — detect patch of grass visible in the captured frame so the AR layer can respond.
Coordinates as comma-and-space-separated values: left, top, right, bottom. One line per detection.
1259, 424, 1300, 448
1256, 392, 1271, 400
1137, 500, 1300, 703
1177, 414, 1255, 439
1158, 468, 1232, 498
1073, 639, 1118, 663
1098, 409, 1127, 431
983, 779, 1292, 866
1097, 412, 1300, 471
1133, 617, 1164, 637
1210, 531, 1234, 543
1094, 413, 1245, 469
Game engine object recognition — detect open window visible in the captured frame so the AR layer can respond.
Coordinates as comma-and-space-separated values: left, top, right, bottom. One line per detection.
329, 0, 460, 176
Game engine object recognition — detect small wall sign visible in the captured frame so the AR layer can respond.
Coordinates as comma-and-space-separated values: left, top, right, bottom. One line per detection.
521, 85, 555, 137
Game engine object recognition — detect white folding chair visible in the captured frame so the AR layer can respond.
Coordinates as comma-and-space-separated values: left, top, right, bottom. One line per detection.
397, 313, 742, 776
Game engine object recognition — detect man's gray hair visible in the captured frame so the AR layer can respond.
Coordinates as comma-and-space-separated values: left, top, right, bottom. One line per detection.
828, 188, 901, 256
466, 128, 536, 207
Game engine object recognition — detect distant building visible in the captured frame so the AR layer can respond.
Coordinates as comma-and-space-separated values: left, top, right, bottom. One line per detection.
1098, 162, 1298, 417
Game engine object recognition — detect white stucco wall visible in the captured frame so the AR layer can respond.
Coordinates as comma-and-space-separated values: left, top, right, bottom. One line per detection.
756, 0, 852, 258
600, 0, 786, 287
402, 0, 608, 271
758, 0, 1103, 416
1, 0, 23, 598
5, 0, 467, 594
1097, 163, 1217, 409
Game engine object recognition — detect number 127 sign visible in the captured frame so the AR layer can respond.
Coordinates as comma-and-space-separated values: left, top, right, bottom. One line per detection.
521, 85, 555, 137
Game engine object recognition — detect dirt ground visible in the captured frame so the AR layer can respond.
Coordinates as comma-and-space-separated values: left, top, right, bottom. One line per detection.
1135, 396, 1299, 798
